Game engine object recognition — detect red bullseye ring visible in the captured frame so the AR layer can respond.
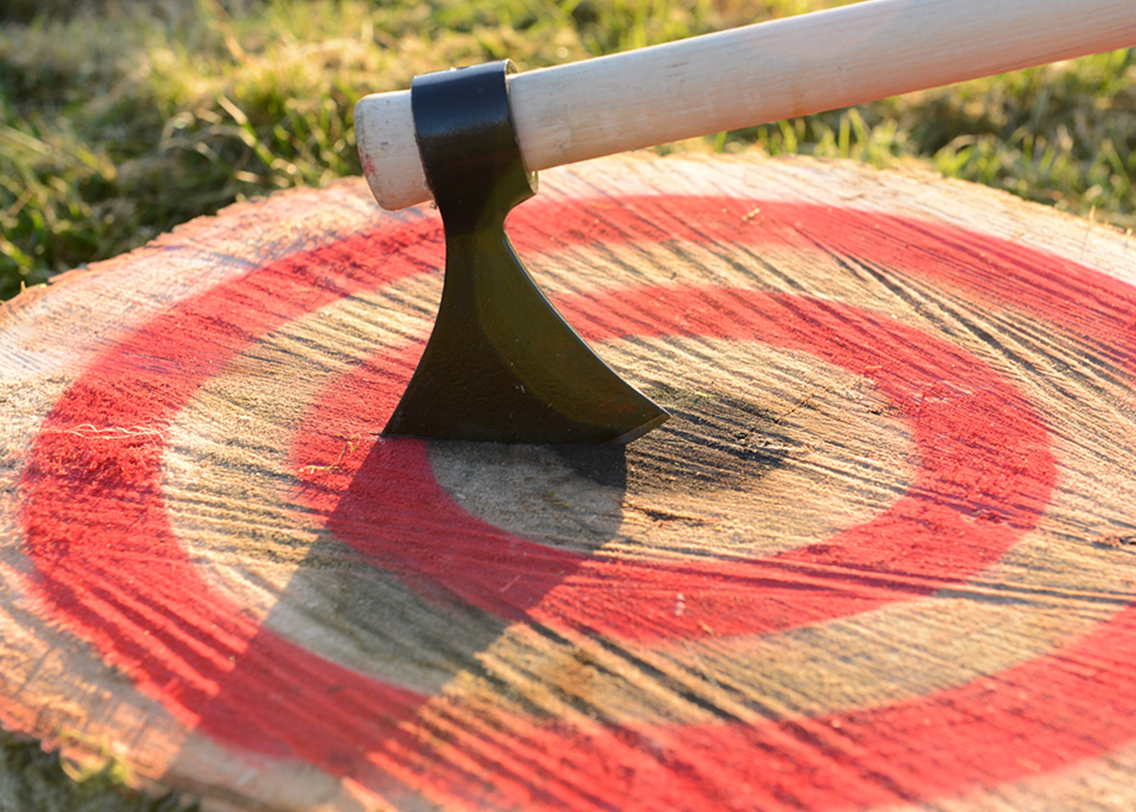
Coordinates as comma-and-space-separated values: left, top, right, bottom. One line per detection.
19, 195, 1136, 810
294, 287, 1053, 643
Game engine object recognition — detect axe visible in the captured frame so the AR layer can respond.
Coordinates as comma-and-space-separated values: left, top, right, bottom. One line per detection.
355, 0, 1136, 444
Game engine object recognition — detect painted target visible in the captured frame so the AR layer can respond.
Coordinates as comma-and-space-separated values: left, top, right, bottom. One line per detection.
2, 155, 1136, 811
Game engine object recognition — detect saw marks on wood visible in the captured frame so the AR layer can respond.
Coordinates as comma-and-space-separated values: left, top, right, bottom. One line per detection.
428, 339, 913, 560
2, 155, 1136, 811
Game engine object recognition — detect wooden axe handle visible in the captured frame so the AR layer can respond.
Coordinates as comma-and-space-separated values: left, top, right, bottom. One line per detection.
355, 0, 1136, 211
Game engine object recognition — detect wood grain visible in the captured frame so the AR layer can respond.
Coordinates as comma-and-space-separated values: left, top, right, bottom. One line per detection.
1, 155, 1135, 811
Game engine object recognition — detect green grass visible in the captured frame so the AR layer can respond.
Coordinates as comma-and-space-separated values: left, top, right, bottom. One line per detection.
0, 727, 195, 811
1, 0, 1131, 300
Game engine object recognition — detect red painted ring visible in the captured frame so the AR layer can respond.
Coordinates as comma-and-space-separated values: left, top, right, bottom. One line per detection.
293, 287, 1053, 643
20, 196, 1136, 809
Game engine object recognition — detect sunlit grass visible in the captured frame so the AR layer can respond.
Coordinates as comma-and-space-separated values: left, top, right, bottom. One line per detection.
0, 0, 1132, 301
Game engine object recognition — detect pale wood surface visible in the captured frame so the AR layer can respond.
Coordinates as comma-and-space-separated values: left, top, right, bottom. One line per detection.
1, 155, 1136, 811
356, 0, 1136, 209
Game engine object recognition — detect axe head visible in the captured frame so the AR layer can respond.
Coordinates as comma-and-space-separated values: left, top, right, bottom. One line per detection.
381, 61, 668, 444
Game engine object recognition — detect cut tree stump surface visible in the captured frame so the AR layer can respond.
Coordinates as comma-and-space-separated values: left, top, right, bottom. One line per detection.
1, 154, 1135, 811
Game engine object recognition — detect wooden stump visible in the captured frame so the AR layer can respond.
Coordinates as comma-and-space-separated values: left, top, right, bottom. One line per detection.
2, 154, 1135, 811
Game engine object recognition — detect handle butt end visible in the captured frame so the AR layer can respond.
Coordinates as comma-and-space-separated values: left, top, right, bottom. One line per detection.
354, 90, 432, 211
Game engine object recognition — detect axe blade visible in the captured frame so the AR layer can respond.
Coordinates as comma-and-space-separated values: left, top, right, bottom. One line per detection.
382, 61, 668, 444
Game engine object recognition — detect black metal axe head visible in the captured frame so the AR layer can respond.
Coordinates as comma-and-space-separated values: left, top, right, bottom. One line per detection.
382, 61, 669, 444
